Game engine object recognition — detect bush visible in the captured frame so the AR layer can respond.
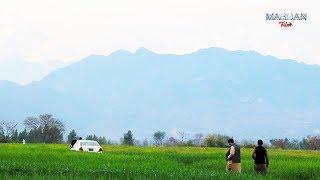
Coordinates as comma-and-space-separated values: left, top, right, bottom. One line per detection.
203, 134, 230, 147
242, 140, 255, 148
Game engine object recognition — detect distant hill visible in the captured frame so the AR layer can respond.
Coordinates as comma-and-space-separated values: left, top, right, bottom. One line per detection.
1, 47, 319, 139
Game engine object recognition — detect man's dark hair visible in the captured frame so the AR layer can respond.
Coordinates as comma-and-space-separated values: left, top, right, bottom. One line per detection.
258, 139, 263, 145
227, 138, 234, 143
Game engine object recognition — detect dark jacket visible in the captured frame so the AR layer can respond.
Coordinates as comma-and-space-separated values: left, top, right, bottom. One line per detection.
252, 145, 269, 165
228, 144, 241, 163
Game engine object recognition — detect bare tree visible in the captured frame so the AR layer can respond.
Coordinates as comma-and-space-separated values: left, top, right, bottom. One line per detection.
39, 114, 65, 131
307, 136, 320, 150
24, 117, 40, 130
24, 114, 64, 131
194, 133, 204, 146
0, 120, 17, 141
177, 130, 189, 142
165, 137, 178, 146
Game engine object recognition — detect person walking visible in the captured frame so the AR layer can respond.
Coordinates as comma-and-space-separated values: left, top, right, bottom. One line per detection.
252, 140, 269, 175
225, 144, 231, 171
226, 138, 241, 172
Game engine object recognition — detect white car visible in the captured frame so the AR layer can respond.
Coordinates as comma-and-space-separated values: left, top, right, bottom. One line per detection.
70, 140, 103, 153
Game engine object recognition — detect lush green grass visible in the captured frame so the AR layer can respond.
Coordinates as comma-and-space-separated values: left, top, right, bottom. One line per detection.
0, 144, 319, 179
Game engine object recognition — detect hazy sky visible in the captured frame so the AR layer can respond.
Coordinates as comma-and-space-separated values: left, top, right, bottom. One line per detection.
0, 0, 319, 83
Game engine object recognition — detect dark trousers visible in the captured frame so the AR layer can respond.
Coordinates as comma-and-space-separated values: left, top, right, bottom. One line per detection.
255, 164, 268, 175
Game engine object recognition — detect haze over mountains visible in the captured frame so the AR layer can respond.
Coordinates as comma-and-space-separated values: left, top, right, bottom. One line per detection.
0, 59, 65, 85
1, 47, 319, 140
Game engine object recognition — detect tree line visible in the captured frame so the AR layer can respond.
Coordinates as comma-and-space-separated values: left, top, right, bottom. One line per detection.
118, 130, 320, 150
66, 129, 113, 145
1, 114, 65, 143
1, 113, 320, 150
0, 114, 113, 144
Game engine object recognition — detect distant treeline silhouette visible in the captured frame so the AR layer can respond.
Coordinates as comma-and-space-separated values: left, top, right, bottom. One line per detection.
1, 113, 320, 150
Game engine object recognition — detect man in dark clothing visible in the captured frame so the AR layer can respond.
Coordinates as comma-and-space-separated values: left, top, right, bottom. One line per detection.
252, 140, 269, 175
70, 139, 77, 148
226, 138, 241, 172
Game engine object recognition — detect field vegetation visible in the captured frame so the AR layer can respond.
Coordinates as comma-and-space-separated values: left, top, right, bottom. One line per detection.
0, 144, 319, 179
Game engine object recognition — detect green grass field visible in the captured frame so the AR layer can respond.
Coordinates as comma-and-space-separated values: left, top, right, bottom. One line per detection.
0, 144, 319, 179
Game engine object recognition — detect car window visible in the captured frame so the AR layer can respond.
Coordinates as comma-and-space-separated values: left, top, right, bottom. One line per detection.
80, 141, 99, 146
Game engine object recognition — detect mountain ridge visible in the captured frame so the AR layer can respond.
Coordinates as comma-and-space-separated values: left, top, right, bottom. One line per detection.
0, 47, 319, 139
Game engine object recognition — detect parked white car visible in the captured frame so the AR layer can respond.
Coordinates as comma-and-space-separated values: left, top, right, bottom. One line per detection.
70, 140, 103, 153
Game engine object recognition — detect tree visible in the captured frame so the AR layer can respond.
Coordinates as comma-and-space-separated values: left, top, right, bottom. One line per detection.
194, 133, 204, 146
24, 117, 40, 130
86, 134, 98, 141
11, 129, 18, 142
287, 139, 300, 149
185, 139, 195, 147
270, 139, 289, 149
242, 139, 255, 148
86, 134, 109, 145
299, 137, 309, 149
18, 129, 28, 142
67, 129, 78, 143
93, 135, 98, 141
48, 126, 64, 143
98, 136, 107, 145
0, 120, 18, 142
123, 130, 134, 145
177, 130, 188, 142
165, 137, 178, 146
142, 139, 149, 146
153, 131, 166, 146
27, 127, 43, 143
0, 122, 5, 142
203, 134, 230, 147
307, 136, 320, 150
86, 135, 93, 140
23, 113, 65, 143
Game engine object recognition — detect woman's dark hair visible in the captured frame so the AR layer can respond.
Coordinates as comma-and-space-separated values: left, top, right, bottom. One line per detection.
258, 139, 263, 145
227, 138, 234, 143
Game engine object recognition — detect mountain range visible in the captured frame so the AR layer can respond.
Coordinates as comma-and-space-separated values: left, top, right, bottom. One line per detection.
1, 47, 319, 140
